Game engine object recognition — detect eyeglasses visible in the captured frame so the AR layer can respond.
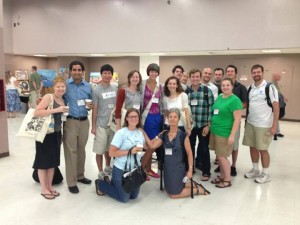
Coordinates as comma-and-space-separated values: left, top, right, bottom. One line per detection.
127, 115, 139, 119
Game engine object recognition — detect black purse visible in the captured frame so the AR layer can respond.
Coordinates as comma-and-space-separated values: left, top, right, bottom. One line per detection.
122, 148, 147, 193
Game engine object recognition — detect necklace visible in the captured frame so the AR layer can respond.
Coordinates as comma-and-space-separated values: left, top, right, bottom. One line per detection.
53, 94, 64, 105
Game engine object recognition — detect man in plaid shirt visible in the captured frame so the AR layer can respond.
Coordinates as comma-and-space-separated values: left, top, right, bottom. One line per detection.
186, 69, 214, 181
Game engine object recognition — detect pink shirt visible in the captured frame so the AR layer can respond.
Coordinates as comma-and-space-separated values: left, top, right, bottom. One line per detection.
143, 84, 162, 114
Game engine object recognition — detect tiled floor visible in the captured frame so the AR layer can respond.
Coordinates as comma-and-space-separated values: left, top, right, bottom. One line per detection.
0, 115, 299, 225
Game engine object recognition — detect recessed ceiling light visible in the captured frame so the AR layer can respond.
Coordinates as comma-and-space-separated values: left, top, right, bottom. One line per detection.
261, 49, 281, 53
149, 52, 166, 56
34, 54, 48, 57
90, 54, 105, 56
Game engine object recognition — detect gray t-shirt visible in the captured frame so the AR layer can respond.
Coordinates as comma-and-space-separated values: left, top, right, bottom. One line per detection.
124, 87, 142, 110
92, 83, 118, 128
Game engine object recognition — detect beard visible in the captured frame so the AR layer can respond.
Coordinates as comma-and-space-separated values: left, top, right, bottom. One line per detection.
253, 76, 262, 82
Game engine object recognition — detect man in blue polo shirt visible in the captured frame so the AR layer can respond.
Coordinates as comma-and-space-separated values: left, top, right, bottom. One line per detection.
63, 61, 93, 194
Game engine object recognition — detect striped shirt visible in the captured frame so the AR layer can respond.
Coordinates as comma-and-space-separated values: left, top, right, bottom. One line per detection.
186, 84, 214, 128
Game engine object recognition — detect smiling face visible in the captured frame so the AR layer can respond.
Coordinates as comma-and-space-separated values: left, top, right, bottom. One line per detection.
70, 64, 83, 83
53, 81, 66, 97
251, 67, 264, 82
129, 72, 140, 86
101, 70, 113, 84
202, 68, 212, 83
214, 70, 223, 82
148, 70, 159, 81
167, 78, 178, 93
126, 111, 140, 127
226, 67, 236, 82
167, 111, 180, 126
181, 73, 188, 84
190, 71, 201, 86
221, 79, 233, 95
173, 68, 183, 79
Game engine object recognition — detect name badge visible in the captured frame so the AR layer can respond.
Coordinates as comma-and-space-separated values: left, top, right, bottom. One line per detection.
102, 91, 116, 99
133, 104, 140, 110
108, 104, 115, 109
77, 99, 85, 106
252, 96, 258, 101
61, 115, 67, 121
214, 109, 219, 115
191, 100, 198, 106
152, 97, 159, 104
165, 148, 172, 155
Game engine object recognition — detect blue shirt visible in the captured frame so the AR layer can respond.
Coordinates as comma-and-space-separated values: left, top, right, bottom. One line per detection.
64, 77, 92, 117
111, 127, 145, 170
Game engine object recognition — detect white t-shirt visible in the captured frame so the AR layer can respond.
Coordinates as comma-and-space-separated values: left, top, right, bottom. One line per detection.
203, 82, 218, 101
247, 80, 278, 128
6, 77, 17, 90
162, 92, 188, 126
111, 127, 145, 170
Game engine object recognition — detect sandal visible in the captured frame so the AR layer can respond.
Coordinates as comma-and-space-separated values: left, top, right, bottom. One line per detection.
211, 177, 223, 184
41, 193, 55, 200
214, 159, 219, 165
216, 181, 232, 188
95, 179, 105, 196
201, 174, 210, 182
50, 190, 60, 197
192, 180, 210, 196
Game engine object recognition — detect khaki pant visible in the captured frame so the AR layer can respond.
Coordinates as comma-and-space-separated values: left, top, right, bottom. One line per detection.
30, 91, 40, 108
63, 118, 90, 187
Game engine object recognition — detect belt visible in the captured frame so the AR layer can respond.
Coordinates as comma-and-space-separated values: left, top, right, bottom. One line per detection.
67, 116, 88, 121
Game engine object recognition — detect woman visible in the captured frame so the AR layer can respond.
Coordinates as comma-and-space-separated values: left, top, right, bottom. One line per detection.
33, 77, 69, 199
115, 70, 142, 131
140, 63, 163, 179
95, 108, 145, 203
5, 71, 21, 118
144, 108, 210, 198
162, 76, 191, 136
210, 78, 242, 188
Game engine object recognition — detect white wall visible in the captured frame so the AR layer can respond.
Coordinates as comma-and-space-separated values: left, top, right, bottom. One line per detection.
8, 0, 300, 55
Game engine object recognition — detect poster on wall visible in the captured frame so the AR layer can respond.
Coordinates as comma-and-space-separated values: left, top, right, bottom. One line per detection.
90, 72, 101, 83
58, 67, 70, 80
18, 81, 30, 95
37, 69, 56, 87
15, 70, 29, 80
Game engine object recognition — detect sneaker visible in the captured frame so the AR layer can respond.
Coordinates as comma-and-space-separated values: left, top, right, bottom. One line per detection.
98, 172, 110, 183
148, 169, 160, 178
104, 166, 113, 175
214, 166, 220, 173
244, 169, 260, 179
231, 166, 237, 176
273, 135, 278, 141
254, 173, 271, 184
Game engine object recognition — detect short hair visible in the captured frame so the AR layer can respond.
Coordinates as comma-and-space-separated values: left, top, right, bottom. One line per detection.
189, 69, 202, 78
53, 76, 67, 87
221, 77, 234, 86
32, 66, 37, 71
214, 68, 224, 75
146, 63, 160, 76
164, 76, 184, 97
251, 64, 264, 73
127, 70, 142, 90
100, 64, 114, 75
69, 61, 85, 71
172, 65, 184, 74
226, 65, 238, 74
123, 108, 142, 128
167, 108, 181, 119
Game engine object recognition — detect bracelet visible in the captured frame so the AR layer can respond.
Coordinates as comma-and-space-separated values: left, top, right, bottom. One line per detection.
155, 136, 159, 139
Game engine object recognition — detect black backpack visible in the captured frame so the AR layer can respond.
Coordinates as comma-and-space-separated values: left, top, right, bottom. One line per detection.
246, 82, 285, 120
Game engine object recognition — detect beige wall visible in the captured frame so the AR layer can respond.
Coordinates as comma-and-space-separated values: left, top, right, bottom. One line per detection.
160, 54, 300, 120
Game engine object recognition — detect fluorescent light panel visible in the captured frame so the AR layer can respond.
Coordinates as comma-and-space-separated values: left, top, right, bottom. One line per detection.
90, 53, 105, 56
261, 49, 281, 53
34, 54, 48, 57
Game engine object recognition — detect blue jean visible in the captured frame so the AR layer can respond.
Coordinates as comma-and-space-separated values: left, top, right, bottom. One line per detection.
99, 166, 140, 203
189, 126, 211, 176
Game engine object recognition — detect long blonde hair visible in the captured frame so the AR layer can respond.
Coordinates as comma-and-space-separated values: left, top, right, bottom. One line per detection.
5, 71, 12, 85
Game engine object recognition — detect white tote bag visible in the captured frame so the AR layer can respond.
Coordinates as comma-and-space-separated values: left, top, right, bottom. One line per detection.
16, 94, 54, 143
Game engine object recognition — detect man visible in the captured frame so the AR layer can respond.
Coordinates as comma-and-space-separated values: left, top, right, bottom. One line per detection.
172, 65, 187, 90
186, 69, 214, 181
243, 64, 279, 184
181, 72, 189, 86
213, 68, 224, 94
29, 66, 43, 108
215, 65, 247, 176
63, 61, 93, 194
201, 68, 218, 100
91, 64, 117, 180
272, 73, 287, 140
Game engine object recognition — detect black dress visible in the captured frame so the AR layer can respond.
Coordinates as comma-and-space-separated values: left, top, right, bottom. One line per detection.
159, 130, 187, 195
33, 101, 62, 169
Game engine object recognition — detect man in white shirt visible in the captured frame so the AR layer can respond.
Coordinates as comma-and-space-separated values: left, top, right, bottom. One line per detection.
243, 64, 279, 184
201, 68, 218, 101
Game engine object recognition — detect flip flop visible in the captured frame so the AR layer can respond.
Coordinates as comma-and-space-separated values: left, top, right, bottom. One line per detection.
41, 193, 55, 200
50, 190, 60, 197
216, 181, 232, 188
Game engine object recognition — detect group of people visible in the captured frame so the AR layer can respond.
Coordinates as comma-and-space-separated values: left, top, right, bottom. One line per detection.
31, 60, 281, 203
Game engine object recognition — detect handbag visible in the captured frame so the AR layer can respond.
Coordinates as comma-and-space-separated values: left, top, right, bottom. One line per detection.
109, 105, 127, 132
180, 93, 194, 131
17, 94, 55, 143
122, 148, 147, 193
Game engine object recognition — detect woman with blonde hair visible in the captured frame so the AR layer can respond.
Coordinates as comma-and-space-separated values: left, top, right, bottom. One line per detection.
5, 71, 21, 118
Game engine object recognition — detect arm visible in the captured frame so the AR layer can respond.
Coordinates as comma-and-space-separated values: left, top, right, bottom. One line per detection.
228, 110, 242, 146
38, 81, 43, 93
34, 94, 67, 117
182, 93, 191, 136
140, 128, 163, 150
115, 88, 126, 131
91, 104, 98, 135
271, 101, 279, 135
109, 145, 143, 158
184, 136, 193, 179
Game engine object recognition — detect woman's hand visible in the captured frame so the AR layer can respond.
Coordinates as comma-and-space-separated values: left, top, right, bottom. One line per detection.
131, 146, 143, 154
186, 128, 191, 137
56, 105, 68, 113
202, 126, 210, 136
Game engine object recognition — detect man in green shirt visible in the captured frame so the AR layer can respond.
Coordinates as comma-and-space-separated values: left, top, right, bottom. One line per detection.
29, 66, 43, 108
